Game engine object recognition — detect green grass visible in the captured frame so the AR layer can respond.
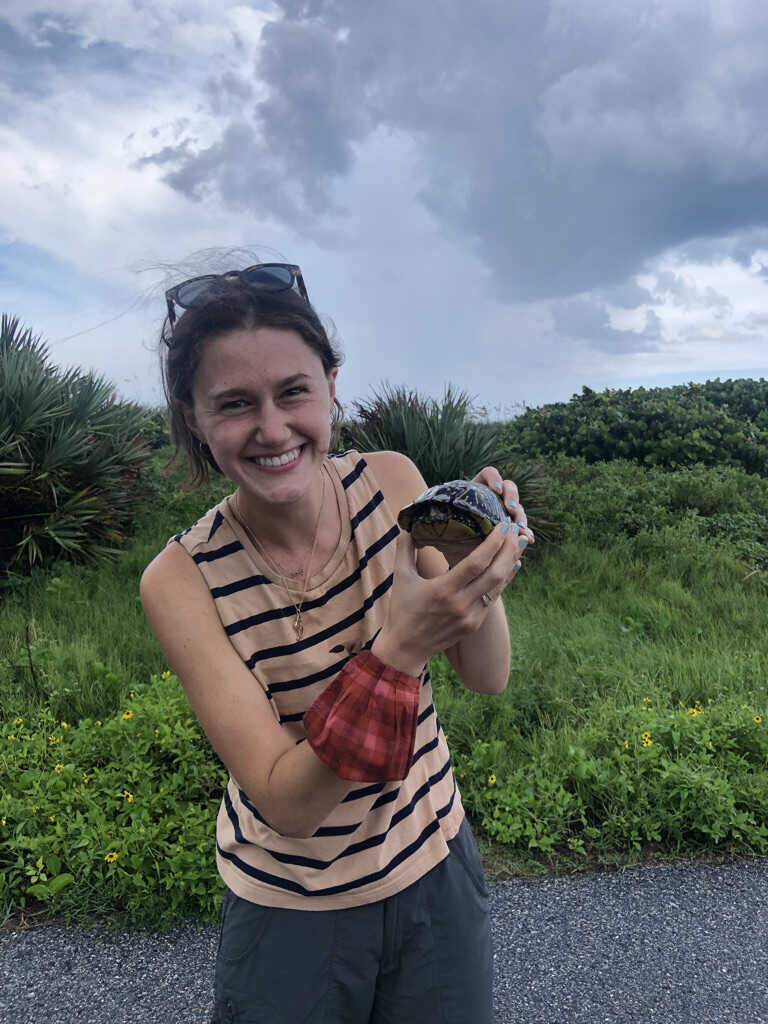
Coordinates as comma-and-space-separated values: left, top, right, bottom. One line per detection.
1, 454, 767, 929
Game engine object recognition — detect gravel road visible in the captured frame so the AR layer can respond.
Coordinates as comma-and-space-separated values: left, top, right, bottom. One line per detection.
1, 858, 766, 1024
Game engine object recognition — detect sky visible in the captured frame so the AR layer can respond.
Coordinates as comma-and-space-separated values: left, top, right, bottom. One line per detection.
2, 0, 768, 420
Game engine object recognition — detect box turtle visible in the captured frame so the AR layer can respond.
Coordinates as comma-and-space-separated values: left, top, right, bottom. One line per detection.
397, 479, 507, 554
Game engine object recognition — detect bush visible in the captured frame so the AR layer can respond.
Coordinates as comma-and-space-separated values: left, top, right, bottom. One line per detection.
0, 315, 155, 576
511, 379, 768, 475
0, 673, 226, 928
342, 383, 556, 535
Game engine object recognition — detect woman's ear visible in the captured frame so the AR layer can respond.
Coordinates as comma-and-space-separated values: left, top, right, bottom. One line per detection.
327, 367, 339, 405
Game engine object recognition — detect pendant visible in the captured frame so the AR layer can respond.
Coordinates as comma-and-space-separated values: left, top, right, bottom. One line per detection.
293, 609, 304, 641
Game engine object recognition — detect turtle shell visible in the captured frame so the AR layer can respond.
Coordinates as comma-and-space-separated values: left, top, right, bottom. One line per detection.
397, 479, 507, 551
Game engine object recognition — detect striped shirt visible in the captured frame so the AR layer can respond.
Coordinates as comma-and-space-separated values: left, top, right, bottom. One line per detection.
171, 450, 465, 910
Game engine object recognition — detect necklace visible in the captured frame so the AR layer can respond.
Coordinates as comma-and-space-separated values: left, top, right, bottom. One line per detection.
233, 468, 327, 641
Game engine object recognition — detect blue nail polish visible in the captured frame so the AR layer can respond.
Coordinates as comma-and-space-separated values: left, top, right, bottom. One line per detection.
520, 537, 529, 549
492, 481, 502, 491
500, 522, 510, 534
506, 500, 517, 509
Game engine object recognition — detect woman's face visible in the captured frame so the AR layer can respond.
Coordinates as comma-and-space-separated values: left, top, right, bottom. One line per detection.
185, 326, 338, 508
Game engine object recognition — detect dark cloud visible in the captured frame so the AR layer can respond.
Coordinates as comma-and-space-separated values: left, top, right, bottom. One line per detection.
550, 295, 661, 353
137, 2, 768, 300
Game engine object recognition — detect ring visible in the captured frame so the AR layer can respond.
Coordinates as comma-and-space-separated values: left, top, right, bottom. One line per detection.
481, 592, 492, 606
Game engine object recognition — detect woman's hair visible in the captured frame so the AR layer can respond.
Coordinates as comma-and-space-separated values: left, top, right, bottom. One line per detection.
160, 280, 344, 486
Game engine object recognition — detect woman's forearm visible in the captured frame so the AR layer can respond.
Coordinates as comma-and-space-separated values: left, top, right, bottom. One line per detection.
448, 595, 511, 694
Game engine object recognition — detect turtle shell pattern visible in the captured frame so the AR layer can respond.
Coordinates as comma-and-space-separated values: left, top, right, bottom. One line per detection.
397, 479, 507, 548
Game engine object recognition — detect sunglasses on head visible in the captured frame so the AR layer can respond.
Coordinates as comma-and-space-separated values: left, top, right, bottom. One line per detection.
164, 263, 309, 333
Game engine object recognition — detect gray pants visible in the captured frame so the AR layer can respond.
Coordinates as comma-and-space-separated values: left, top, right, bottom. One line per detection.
211, 817, 493, 1023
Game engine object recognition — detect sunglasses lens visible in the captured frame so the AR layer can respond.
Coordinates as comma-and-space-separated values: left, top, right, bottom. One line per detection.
174, 276, 220, 308
242, 265, 296, 291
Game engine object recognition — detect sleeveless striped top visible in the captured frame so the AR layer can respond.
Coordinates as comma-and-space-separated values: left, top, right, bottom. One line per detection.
171, 450, 465, 910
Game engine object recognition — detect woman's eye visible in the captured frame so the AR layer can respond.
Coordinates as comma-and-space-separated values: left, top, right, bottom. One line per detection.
221, 399, 247, 410
283, 387, 307, 398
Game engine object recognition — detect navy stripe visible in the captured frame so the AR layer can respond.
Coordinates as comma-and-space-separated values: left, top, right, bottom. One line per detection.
350, 490, 385, 533
217, 795, 457, 899
211, 573, 272, 598
244, 574, 394, 668
224, 525, 398, 637
207, 510, 225, 541
245, 755, 454, 874
340, 457, 367, 488
343, 781, 386, 802
193, 540, 244, 563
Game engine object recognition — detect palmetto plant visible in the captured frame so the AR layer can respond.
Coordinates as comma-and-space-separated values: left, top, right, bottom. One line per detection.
341, 383, 555, 537
0, 314, 154, 576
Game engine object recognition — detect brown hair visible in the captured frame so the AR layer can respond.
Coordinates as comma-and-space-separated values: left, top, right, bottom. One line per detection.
160, 280, 344, 485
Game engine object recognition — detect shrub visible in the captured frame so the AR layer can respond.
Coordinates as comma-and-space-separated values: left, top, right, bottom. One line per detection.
510, 379, 768, 475
0, 315, 155, 576
342, 383, 556, 535
0, 673, 226, 928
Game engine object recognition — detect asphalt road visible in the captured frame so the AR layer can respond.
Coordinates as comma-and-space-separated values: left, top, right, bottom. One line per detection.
1, 858, 766, 1024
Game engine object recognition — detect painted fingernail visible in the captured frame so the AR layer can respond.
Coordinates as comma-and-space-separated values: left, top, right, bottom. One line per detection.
520, 537, 529, 549
506, 499, 517, 509
512, 561, 522, 573
492, 481, 502, 491
500, 522, 510, 534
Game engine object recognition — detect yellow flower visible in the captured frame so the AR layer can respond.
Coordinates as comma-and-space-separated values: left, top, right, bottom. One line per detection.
82, 775, 89, 784
129, 690, 136, 698
105, 852, 118, 863
32, 805, 40, 813
49, 816, 55, 823
96, 721, 102, 727
122, 710, 133, 720
161, 670, 171, 680
488, 773, 497, 785
14, 718, 22, 725
7, 734, 15, 741
123, 791, 134, 802
755, 716, 762, 724
641, 732, 652, 747
60, 721, 68, 729
54, 764, 64, 773
459, 771, 466, 778
1, 818, 5, 825
624, 740, 629, 749
687, 707, 699, 716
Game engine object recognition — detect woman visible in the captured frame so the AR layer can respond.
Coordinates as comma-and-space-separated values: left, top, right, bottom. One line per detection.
140, 262, 532, 1023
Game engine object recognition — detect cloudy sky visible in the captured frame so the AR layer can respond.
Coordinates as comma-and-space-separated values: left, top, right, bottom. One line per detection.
3, 1, 768, 419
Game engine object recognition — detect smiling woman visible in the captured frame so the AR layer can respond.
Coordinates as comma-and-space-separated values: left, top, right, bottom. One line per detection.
140, 260, 531, 1023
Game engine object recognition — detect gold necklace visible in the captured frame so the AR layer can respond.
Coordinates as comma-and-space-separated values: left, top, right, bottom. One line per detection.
233, 468, 326, 641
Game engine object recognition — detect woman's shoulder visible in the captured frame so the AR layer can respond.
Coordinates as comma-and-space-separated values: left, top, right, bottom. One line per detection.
360, 450, 428, 512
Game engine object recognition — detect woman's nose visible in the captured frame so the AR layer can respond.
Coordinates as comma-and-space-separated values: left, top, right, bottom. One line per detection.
254, 401, 290, 444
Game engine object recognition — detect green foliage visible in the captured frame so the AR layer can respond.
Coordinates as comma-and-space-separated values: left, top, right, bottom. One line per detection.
0, 315, 156, 577
543, 456, 768, 576
0, 674, 227, 929
342, 382, 555, 534
511, 379, 768, 474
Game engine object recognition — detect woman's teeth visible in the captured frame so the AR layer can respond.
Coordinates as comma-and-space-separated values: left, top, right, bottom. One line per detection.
252, 447, 302, 467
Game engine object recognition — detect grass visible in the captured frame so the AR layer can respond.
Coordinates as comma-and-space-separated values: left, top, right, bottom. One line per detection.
1, 453, 767, 929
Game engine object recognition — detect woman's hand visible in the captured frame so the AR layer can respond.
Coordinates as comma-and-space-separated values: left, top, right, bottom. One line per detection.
371, 519, 526, 675
472, 465, 535, 546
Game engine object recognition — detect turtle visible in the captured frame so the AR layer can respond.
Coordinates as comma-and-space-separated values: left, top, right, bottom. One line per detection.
397, 479, 508, 554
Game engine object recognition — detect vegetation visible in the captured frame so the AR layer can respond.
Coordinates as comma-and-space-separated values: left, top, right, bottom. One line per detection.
1, 378, 767, 928
0, 316, 156, 577
341, 382, 555, 536
511, 378, 768, 474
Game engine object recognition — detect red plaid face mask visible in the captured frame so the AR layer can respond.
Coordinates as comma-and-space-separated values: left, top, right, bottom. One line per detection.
303, 650, 421, 782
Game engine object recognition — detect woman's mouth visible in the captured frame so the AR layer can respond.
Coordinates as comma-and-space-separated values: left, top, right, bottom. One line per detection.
248, 445, 305, 470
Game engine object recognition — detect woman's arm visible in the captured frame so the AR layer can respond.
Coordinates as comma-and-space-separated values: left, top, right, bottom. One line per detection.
365, 450, 519, 694
140, 543, 356, 838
